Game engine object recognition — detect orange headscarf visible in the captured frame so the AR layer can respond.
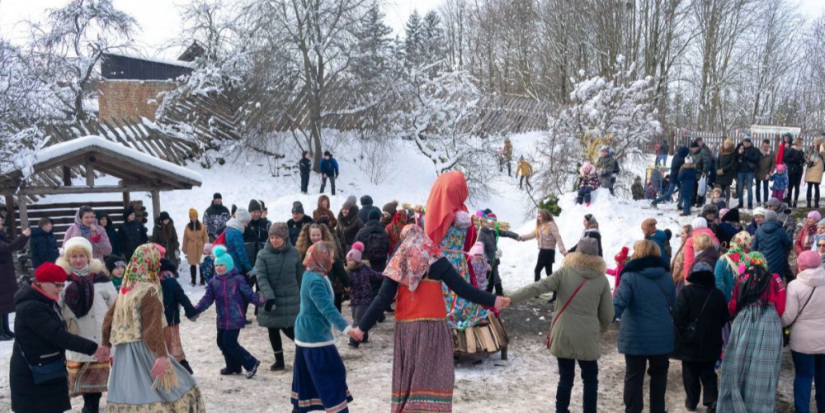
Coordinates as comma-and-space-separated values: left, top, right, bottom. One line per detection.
424, 171, 469, 245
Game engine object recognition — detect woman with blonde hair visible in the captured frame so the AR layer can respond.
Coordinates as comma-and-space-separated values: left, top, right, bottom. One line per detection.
614, 240, 676, 413
671, 225, 693, 296
296, 223, 350, 312
689, 233, 720, 277
518, 209, 567, 282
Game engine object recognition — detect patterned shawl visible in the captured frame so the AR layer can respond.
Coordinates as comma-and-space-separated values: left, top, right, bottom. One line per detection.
385, 210, 408, 252
384, 225, 444, 292
64, 270, 94, 318
303, 242, 333, 275
723, 231, 752, 276
120, 243, 162, 294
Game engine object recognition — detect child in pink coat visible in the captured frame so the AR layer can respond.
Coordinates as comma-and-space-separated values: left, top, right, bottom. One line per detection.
606, 246, 630, 296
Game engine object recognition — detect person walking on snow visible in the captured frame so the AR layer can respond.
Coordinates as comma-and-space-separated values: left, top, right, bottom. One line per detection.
516, 156, 533, 190
652, 146, 688, 207
503, 137, 513, 176
299, 151, 311, 194
203, 193, 231, 242
319, 151, 339, 196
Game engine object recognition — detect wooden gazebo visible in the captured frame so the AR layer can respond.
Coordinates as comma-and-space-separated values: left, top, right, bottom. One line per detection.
1, 135, 202, 238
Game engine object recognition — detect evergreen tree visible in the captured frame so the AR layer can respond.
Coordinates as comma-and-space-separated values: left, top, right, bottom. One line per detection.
422, 11, 446, 64
403, 10, 423, 67
353, 2, 393, 82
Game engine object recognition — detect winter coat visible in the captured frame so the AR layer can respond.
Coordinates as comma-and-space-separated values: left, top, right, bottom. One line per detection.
782, 266, 825, 353
673, 269, 729, 362
569, 228, 603, 257
97, 212, 121, 257
596, 154, 620, 181
770, 171, 789, 191
716, 146, 737, 187
753, 220, 793, 276
336, 205, 365, 252
795, 225, 819, 256
182, 222, 209, 266
729, 270, 786, 317
29, 227, 58, 270
62, 210, 112, 260
294, 270, 351, 346
357, 195, 381, 224
319, 157, 339, 177
287, 215, 314, 247
516, 160, 533, 177
0, 230, 28, 314
348, 263, 384, 306
715, 253, 741, 302
224, 226, 253, 275
756, 149, 776, 181
503, 139, 513, 161
478, 227, 518, 265
631, 182, 644, 200
117, 219, 148, 262
243, 218, 271, 268
735, 145, 762, 173
805, 138, 825, 183
161, 276, 197, 326
10, 284, 98, 413
683, 228, 719, 277
520, 222, 566, 253
646, 229, 670, 265
613, 256, 676, 355
194, 267, 264, 330
151, 219, 179, 263
670, 147, 689, 183
678, 164, 697, 199
299, 157, 311, 178
509, 252, 613, 361
355, 219, 391, 271
784, 147, 806, 175
57, 257, 117, 363
694, 146, 713, 175
577, 174, 600, 190
254, 242, 303, 329
203, 202, 231, 240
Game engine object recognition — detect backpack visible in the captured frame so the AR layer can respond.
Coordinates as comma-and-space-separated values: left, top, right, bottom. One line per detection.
365, 232, 388, 262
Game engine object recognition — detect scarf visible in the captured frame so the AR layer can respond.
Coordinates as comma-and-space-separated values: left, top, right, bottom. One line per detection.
424, 171, 469, 246
805, 225, 817, 249
120, 244, 162, 294
386, 210, 408, 252
383, 225, 443, 292
304, 242, 333, 275
724, 231, 753, 275
64, 263, 95, 318
33, 283, 59, 301
734, 252, 771, 315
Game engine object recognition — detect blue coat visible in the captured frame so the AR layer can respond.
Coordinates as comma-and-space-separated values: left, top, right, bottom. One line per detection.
294, 270, 350, 346
670, 147, 689, 181
714, 256, 737, 302
30, 228, 59, 269
646, 230, 670, 264
194, 268, 264, 330
613, 256, 676, 355
678, 164, 697, 199
224, 227, 253, 274
752, 220, 792, 276
319, 158, 339, 177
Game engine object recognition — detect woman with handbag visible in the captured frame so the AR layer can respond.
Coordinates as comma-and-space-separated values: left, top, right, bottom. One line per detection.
507, 237, 612, 413
782, 250, 825, 413
10, 262, 108, 412
613, 240, 676, 413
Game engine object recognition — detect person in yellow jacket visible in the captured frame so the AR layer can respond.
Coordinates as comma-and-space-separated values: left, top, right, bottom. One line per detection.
516, 156, 533, 190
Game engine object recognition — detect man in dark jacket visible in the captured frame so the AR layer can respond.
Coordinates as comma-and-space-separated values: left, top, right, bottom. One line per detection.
357, 195, 381, 224
319, 151, 339, 196
477, 210, 519, 295
596, 146, 620, 196
355, 209, 391, 272
652, 146, 688, 207
755, 139, 776, 206
203, 193, 231, 242
783, 136, 806, 207
673, 262, 729, 412
287, 202, 314, 246
752, 210, 792, 277
735, 137, 762, 210
299, 151, 311, 194
244, 199, 271, 267
716, 138, 737, 207
117, 206, 148, 262
30, 218, 59, 270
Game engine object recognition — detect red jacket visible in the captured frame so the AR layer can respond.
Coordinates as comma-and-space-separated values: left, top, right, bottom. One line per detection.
794, 225, 817, 255
728, 271, 786, 318
682, 229, 719, 277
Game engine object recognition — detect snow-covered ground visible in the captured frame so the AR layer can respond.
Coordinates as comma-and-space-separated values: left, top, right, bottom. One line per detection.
0, 132, 799, 411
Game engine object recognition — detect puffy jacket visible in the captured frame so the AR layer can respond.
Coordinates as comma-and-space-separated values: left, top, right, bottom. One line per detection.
735, 145, 762, 173
117, 218, 148, 262
224, 226, 253, 274
596, 155, 620, 180
753, 221, 793, 276
670, 147, 689, 181
678, 164, 697, 198
299, 157, 311, 177
294, 270, 351, 346
243, 218, 271, 267
693, 146, 712, 175
336, 204, 365, 252
682, 228, 718, 276
203, 202, 231, 240
319, 157, 339, 177
357, 195, 381, 224
478, 227, 518, 265
673, 268, 729, 362
160, 276, 197, 326
782, 266, 825, 353
30, 227, 59, 269
62, 210, 112, 260
770, 172, 789, 191
646, 229, 670, 264
150, 219, 179, 263
716, 146, 737, 187
520, 222, 566, 253
784, 147, 806, 175
805, 139, 825, 184
613, 256, 676, 355
348, 263, 384, 306
355, 219, 390, 271
194, 268, 264, 330
255, 241, 303, 328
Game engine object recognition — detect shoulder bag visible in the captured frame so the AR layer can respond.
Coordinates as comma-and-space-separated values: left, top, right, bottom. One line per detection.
546, 279, 588, 349
784, 287, 816, 347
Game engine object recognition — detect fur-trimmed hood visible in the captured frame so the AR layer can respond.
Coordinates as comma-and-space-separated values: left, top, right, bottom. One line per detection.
55, 256, 109, 277
561, 252, 606, 277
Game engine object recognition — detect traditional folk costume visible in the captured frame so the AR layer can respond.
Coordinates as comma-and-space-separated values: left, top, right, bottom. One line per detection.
102, 244, 205, 412
291, 242, 354, 413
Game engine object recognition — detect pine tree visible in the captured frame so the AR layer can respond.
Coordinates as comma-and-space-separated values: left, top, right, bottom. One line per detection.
403, 10, 423, 67
422, 11, 446, 64
353, 2, 393, 82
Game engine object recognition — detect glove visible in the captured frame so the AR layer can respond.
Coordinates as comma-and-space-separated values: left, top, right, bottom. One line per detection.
265, 299, 276, 312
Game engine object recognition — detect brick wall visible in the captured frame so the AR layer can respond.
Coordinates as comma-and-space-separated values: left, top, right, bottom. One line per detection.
98, 80, 177, 122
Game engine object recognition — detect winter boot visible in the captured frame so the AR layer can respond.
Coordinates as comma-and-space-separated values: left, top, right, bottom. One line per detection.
271, 353, 286, 371
0, 317, 11, 341
81, 393, 101, 413
179, 359, 193, 375
246, 360, 261, 379
220, 367, 241, 375
348, 338, 360, 348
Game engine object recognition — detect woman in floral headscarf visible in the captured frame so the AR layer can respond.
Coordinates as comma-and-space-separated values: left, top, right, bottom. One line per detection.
714, 231, 754, 302
102, 243, 205, 412
718, 251, 786, 413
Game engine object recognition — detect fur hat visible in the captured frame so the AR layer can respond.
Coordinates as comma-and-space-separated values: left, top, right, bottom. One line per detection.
188, 208, 198, 218
292, 201, 305, 214
798, 250, 821, 272
235, 208, 252, 224
63, 236, 93, 260
346, 241, 364, 262
368, 209, 382, 222
212, 245, 234, 273
577, 238, 600, 256
809, 211, 822, 222
35, 262, 68, 284
248, 199, 262, 213
691, 217, 707, 230
641, 218, 657, 236
469, 242, 485, 257
776, 164, 786, 173
269, 222, 288, 240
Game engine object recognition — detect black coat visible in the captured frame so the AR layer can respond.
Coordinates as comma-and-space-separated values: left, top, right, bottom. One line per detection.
673, 269, 729, 362
716, 147, 737, 187
118, 220, 148, 262
299, 157, 311, 178
670, 147, 689, 182
97, 212, 121, 257
335, 205, 364, 252
357, 195, 381, 224
29, 228, 59, 270
161, 276, 197, 326
10, 284, 97, 412
735, 145, 762, 173
0, 230, 28, 314
287, 215, 314, 246
244, 218, 271, 267
784, 147, 805, 175
355, 220, 390, 271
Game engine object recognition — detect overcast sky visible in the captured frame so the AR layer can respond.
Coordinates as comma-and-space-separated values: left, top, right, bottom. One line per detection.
1, 0, 823, 58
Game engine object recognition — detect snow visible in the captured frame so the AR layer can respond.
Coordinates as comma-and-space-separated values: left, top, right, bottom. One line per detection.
104, 51, 196, 69
11, 135, 203, 184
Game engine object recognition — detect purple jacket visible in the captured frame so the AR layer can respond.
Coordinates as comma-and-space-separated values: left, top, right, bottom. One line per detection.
348, 264, 384, 306
194, 268, 264, 330
62, 210, 112, 260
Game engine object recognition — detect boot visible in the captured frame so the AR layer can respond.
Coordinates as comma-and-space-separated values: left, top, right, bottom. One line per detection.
179, 359, 193, 375
82, 393, 101, 413
270, 353, 286, 371
2, 314, 14, 339
348, 338, 360, 348
0, 316, 12, 341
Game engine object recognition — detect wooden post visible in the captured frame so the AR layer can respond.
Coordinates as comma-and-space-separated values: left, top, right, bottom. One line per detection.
4, 194, 17, 238
85, 160, 95, 187
62, 166, 72, 186
17, 194, 28, 230
122, 191, 131, 208
151, 189, 161, 219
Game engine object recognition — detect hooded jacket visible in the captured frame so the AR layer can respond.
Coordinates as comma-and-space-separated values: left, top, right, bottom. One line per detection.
678, 163, 697, 197
312, 196, 338, 229
753, 220, 793, 276
509, 252, 613, 361
254, 241, 304, 328
673, 268, 729, 361
646, 229, 670, 265
62, 210, 112, 260
357, 195, 381, 224
782, 266, 825, 353
613, 256, 676, 355
117, 207, 148, 261
336, 204, 365, 253
30, 227, 59, 269
194, 267, 265, 330
96, 211, 121, 257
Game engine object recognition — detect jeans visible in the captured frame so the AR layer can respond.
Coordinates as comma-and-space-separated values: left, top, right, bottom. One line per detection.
755, 179, 769, 204
217, 328, 258, 372
655, 154, 668, 166
792, 350, 825, 413
680, 187, 693, 215
624, 354, 669, 413
300, 173, 309, 194
737, 171, 755, 209
320, 174, 336, 195
653, 182, 678, 205
520, 175, 532, 190
557, 358, 598, 413
577, 187, 594, 204
682, 360, 717, 409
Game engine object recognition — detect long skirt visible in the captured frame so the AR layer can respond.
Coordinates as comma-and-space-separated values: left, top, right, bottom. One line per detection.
392, 320, 455, 412
717, 304, 782, 413
291, 344, 353, 413
107, 341, 205, 412
164, 324, 187, 362
67, 360, 109, 396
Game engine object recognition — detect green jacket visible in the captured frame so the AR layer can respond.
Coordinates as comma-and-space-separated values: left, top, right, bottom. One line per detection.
254, 242, 304, 328
509, 252, 613, 361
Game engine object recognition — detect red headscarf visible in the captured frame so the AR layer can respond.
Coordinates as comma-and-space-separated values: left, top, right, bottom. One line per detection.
425, 171, 469, 245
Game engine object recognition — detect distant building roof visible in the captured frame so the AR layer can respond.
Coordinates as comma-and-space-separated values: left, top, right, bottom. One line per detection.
101, 52, 194, 81
177, 41, 205, 62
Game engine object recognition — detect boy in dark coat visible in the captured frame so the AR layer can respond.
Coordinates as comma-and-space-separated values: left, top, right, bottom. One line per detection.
357, 195, 381, 223
30, 217, 59, 270
96, 211, 121, 257
117, 206, 148, 262
354, 209, 390, 272
159, 259, 198, 374
673, 262, 728, 412
299, 151, 311, 194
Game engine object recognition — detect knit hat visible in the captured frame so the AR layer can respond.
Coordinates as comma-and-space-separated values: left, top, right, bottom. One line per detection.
798, 250, 821, 272
577, 238, 600, 256
641, 218, 657, 236
159, 211, 171, 222
323, 151, 332, 157
809, 211, 822, 222
701, 204, 718, 217
368, 209, 381, 222
753, 207, 768, 217
691, 262, 714, 274
269, 222, 288, 240
35, 262, 68, 284
235, 208, 252, 224
767, 197, 781, 208
63, 236, 93, 260
383, 201, 399, 216
124, 206, 136, 220
188, 208, 198, 218
202, 243, 213, 256
719, 208, 730, 219
684, 155, 694, 164
346, 241, 364, 262
691, 217, 707, 230
764, 210, 778, 222
159, 258, 177, 275
818, 219, 825, 227
743, 136, 752, 143
469, 242, 485, 257
213, 193, 222, 200
105, 255, 127, 274
292, 201, 304, 214
248, 199, 262, 213
690, 141, 699, 148
776, 164, 786, 173
212, 245, 234, 273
